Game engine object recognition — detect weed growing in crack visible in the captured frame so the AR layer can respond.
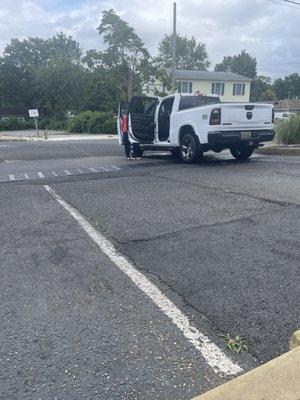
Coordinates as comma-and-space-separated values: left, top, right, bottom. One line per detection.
219, 333, 250, 354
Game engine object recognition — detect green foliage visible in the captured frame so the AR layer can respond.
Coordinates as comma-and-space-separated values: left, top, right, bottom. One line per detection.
156, 34, 210, 71
273, 73, 300, 100
220, 333, 250, 354
259, 88, 277, 101
33, 62, 87, 114
66, 111, 116, 134
250, 75, 272, 101
276, 115, 300, 144
97, 9, 152, 100
215, 50, 257, 79
83, 68, 124, 112
0, 117, 34, 131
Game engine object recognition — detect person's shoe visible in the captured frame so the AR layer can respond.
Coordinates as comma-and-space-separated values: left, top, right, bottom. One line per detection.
126, 157, 131, 160
135, 157, 141, 160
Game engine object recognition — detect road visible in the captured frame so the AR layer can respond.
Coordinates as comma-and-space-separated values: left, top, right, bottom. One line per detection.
0, 139, 299, 399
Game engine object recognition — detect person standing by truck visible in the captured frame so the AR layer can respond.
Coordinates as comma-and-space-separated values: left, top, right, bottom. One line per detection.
120, 112, 142, 160
120, 112, 131, 160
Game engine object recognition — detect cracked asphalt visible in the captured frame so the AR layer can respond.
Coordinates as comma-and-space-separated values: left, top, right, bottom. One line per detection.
0, 139, 299, 399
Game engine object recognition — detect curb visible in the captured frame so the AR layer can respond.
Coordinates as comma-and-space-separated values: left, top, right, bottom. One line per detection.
0, 134, 117, 142
255, 146, 300, 156
193, 330, 300, 400
47, 134, 117, 141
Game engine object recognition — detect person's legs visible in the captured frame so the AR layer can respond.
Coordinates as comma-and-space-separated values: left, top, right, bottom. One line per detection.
122, 132, 131, 159
132, 143, 141, 159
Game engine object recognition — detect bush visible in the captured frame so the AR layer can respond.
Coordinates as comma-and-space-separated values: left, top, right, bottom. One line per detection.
0, 117, 34, 131
276, 115, 300, 144
66, 111, 116, 134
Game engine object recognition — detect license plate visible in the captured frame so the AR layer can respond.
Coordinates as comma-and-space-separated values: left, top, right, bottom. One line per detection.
241, 131, 251, 140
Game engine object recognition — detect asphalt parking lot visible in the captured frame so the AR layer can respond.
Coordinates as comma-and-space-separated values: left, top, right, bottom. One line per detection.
0, 139, 299, 399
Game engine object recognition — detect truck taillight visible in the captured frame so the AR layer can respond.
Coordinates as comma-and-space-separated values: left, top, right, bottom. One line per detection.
209, 108, 221, 125
272, 108, 274, 123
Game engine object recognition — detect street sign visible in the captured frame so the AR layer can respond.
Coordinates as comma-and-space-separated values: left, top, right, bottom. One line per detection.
28, 109, 39, 118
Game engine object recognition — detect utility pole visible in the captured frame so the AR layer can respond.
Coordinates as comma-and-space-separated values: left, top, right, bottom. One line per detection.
171, 2, 177, 94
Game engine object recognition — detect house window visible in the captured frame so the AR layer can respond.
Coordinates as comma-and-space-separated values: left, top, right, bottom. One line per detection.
177, 81, 193, 93
233, 83, 245, 96
211, 82, 225, 96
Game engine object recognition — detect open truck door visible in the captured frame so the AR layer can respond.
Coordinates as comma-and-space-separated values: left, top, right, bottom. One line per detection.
128, 96, 158, 143
117, 101, 129, 145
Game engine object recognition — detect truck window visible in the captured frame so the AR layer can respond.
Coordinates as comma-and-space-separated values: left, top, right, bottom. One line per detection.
179, 96, 220, 111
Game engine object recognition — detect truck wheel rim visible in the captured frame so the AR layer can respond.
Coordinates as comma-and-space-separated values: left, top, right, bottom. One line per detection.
181, 139, 194, 160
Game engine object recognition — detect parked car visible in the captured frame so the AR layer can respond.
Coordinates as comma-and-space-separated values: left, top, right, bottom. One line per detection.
274, 112, 296, 121
118, 93, 275, 163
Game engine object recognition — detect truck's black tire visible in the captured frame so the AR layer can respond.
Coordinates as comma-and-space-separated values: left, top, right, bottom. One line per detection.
230, 146, 254, 160
179, 132, 201, 163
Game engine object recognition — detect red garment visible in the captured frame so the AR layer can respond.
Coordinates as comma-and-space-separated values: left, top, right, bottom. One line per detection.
120, 114, 128, 133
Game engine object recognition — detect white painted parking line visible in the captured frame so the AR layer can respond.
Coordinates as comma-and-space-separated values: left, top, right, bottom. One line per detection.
76, 168, 84, 174
24, 173, 29, 179
9, 174, 15, 181
100, 166, 109, 172
51, 171, 58, 177
44, 184, 243, 377
63, 170, 72, 175
88, 167, 99, 173
111, 165, 122, 171
37, 172, 45, 178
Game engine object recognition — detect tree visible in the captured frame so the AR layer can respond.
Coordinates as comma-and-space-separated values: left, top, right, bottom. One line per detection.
273, 73, 300, 99
215, 50, 257, 79
96, 9, 152, 100
0, 33, 83, 111
259, 89, 277, 101
82, 68, 124, 112
3, 33, 82, 71
33, 62, 87, 114
156, 34, 210, 71
250, 75, 272, 101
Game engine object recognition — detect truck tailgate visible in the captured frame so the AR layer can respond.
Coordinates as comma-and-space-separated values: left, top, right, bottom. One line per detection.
220, 103, 273, 130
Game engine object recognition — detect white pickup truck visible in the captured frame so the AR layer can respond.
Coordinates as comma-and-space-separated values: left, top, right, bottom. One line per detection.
118, 93, 275, 163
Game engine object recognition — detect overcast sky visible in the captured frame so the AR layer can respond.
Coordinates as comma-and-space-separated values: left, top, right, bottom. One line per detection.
0, 0, 299, 79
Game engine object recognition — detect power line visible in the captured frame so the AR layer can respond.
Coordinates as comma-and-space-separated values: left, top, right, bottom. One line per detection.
281, 0, 300, 5
260, 62, 300, 66
265, 0, 300, 8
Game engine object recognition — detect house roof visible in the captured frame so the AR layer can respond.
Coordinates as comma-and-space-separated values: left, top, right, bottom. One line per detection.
174, 70, 252, 82
259, 99, 300, 111
276, 99, 300, 111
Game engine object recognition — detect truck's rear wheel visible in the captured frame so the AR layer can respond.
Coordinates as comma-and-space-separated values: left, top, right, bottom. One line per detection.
179, 133, 202, 163
230, 146, 254, 160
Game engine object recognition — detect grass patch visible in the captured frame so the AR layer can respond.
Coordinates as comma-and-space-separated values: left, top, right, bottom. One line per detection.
276, 116, 300, 145
220, 333, 250, 354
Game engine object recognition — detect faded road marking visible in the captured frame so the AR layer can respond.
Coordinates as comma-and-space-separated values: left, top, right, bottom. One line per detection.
37, 172, 45, 178
44, 184, 243, 377
88, 167, 99, 173
9, 174, 15, 181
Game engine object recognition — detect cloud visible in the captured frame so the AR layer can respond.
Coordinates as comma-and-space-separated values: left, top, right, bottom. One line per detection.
0, 0, 299, 78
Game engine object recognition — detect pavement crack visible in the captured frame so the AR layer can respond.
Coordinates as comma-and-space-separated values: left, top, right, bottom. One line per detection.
119, 208, 285, 245
153, 173, 300, 208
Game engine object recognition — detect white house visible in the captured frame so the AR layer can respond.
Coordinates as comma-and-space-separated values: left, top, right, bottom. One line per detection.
144, 70, 252, 102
